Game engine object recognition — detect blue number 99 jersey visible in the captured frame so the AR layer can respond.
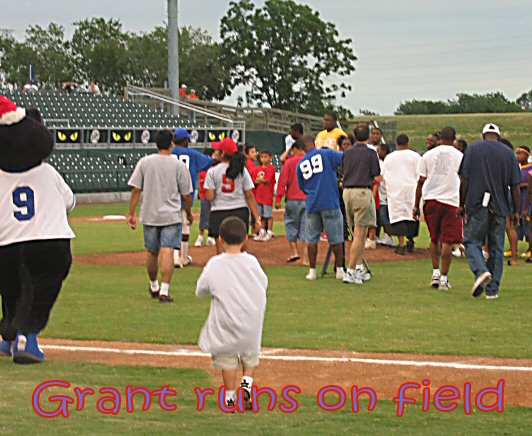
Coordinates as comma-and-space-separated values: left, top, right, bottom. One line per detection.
172, 147, 214, 194
297, 148, 343, 213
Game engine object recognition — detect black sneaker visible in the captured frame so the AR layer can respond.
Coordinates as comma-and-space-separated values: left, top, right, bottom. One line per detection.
472, 271, 492, 298
149, 286, 159, 299
240, 382, 252, 411
159, 295, 174, 303
394, 246, 406, 256
406, 240, 415, 253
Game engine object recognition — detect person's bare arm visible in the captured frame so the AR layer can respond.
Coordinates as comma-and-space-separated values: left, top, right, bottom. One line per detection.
457, 176, 469, 218
510, 185, 521, 226
245, 190, 261, 231
206, 189, 215, 202
413, 177, 426, 220
182, 194, 194, 225
127, 188, 141, 229
525, 175, 532, 218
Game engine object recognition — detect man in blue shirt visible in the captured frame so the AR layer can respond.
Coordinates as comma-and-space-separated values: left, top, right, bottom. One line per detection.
458, 123, 522, 299
297, 135, 345, 281
172, 128, 215, 267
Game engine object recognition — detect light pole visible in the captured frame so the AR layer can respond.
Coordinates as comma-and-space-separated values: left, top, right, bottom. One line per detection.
167, 0, 179, 115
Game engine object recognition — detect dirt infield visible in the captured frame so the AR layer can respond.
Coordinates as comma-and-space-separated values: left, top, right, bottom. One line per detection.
38, 338, 532, 407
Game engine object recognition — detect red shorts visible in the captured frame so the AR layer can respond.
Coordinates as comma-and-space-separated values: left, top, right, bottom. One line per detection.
423, 200, 463, 244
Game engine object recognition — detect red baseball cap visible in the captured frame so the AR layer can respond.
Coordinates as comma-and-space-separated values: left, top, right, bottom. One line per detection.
212, 138, 238, 156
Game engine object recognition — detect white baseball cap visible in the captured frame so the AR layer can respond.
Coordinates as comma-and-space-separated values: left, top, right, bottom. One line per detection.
482, 123, 501, 136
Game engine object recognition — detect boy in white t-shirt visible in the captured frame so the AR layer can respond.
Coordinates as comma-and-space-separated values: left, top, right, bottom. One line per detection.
196, 216, 268, 410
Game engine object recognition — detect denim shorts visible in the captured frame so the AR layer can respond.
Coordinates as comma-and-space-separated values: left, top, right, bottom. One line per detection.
306, 208, 344, 245
258, 203, 274, 219
284, 200, 308, 243
143, 224, 183, 254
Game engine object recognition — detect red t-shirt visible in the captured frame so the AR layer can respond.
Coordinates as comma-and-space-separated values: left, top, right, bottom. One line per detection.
253, 164, 276, 206
199, 170, 207, 199
276, 154, 306, 203
246, 158, 256, 174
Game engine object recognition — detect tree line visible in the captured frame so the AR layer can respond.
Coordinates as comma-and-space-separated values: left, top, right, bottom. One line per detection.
0, 0, 356, 117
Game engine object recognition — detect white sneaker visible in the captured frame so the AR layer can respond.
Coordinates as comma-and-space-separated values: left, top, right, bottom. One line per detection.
357, 267, 371, 282
260, 231, 272, 242
438, 280, 452, 291
335, 268, 345, 280
485, 294, 499, 300
379, 234, 394, 246
267, 230, 274, 239
255, 229, 266, 241
194, 235, 204, 247
181, 255, 193, 267
174, 257, 184, 269
430, 274, 441, 288
343, 270, 362, 284
207, 237, 216, 246
472, 271, 492, 298
452, 247, 462, 258
306, 269, 317, 281
365, 238, 377, 250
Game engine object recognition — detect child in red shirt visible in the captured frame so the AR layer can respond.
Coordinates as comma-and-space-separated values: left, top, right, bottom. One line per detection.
253, 150, 277, 241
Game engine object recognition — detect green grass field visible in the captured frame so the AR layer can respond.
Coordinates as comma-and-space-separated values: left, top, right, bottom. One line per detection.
1, 203, 530, 433
350, 112, 532, 152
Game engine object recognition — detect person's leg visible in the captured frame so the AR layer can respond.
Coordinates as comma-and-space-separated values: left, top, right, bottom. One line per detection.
486, 214, 506, 297
440, 243, 453, 276
322, 209, 346, 270
430, 243, 441, 270
305, 212, 321, 279
349, 226, 366, 269
180, 210, 191, 265
222, 368, 238, 391
464, 209, 490, 279
506, 218, 518, 265
308, 244, 318, 269
146, 251, 158, 281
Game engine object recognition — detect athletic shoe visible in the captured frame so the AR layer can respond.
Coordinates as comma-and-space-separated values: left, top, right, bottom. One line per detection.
260, 231, 272, 242
181, 256, 193, 267
452, 246, 464, 258
254, 229, 266, 241
378, 234, 394, 247
335, 268, 345, 280
159, 295, 174, 303
306, 269, 317, 281
240, 381, 252, 411
0, 340, 12, 357
148, 286, 159, 299
343, 270, 362, 285
438, 280, 452, 291
485, 294, 499, 300
207, 237, 216, 246
357, 267, 371, 282
406, 240, 415, 253
13, 334, 45, 364
472, 271, 492, 298
521, 250, 532, 260
267, 230, 274, 239
194, 235, 204, 247
174, 258, 184, 268
365, 238, 377, 250
430, 274, 441, 288
394, 246, 406, 256
503, 250, 512, 258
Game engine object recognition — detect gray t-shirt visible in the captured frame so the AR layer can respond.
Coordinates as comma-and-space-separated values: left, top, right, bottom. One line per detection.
128, 154, 192, 226
204, 162, 255, 211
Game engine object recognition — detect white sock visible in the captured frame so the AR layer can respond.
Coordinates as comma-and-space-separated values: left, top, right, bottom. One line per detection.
226, 390, 237, 402
149, 280, 159, 292
181, 241, 189, 259
174, 250, 181, 264
160, 283, 170, 297
433, 269, 441, 276
441, 275, 448, 283
241, 376, 253, 388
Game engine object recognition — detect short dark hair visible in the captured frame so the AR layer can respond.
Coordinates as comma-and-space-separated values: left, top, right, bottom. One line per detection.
440, 126, 456, 142
338, 134, 355, 148
396, 134, 409, 147
500, 138, 513, 150
431, 131, 441, 139
219, 216, 247, 245
203, 148, 214, 157
372, 127, 382, 134
456, 139, 468, 152
518, 145, 530, 153
354, 123, 370, 141
325, 112, 338, 122
378, 143, 391, 154
260, 150, 273, 157
173, 135, 188, 146
156, 130, 174, 150
290, 123, 304, 134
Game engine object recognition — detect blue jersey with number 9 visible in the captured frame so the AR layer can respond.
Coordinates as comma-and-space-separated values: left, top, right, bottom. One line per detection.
297, 148, 343, 213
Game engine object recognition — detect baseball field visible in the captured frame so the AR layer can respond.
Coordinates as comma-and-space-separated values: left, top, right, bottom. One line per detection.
0, 202, 531, 434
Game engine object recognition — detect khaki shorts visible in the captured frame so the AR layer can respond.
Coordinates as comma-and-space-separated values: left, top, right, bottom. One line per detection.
343, 188, 377, 229
212, 352, 260, 370
181, 209, 190, 234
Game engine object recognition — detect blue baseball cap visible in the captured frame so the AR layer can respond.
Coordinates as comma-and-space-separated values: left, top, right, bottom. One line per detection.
173, 128, 193, 141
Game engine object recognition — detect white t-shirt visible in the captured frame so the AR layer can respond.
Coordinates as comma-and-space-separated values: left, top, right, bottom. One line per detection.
128, 154, 192, 226
381, 149, 421, 223
285, 135, 296, 151
196, 252, 268, 355
418, 145, 463, 207
204, 162, 255, 211
0, 163, 75, 247
378, 158, 387, 205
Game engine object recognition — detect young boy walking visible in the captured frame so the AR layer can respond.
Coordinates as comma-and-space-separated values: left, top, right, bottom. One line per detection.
196, 216, 268, 410
253, 151, 277, 241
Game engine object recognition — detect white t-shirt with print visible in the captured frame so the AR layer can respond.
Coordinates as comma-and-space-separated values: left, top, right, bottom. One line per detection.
204, 162, 255, 211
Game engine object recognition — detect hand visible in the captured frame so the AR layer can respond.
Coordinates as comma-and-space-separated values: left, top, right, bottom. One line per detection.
254, 217, 261, 234
456, 206, 466, 218
512, 212, 520, 227
275, 202, 281, 209
127, 214, 137, 230
412, 207, 420, 221
187, 212, 194, 225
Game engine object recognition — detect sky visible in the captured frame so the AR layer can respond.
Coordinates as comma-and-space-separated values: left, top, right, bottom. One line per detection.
3, 0, 532, 114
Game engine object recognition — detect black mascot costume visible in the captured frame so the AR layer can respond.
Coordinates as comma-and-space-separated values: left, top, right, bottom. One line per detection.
0, 96, 75, 363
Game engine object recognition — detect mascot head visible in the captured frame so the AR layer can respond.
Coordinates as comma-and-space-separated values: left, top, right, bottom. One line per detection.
0, 96, 54, 173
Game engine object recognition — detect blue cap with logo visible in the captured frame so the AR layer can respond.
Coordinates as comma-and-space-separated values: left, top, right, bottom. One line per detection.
173, 128, 193, 141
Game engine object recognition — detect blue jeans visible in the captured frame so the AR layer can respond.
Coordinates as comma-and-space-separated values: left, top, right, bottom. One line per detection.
306, 208, 344, 245
284, 200, 308, 243
463, 208, 506, 296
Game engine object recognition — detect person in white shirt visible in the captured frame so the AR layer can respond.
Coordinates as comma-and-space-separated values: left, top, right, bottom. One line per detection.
414, 127, 464, 291
196, 216, 268, 411
0, 99, 75, 364
381, 134, 422, 255
204, 138, 261, 254
376, 143, 394, 246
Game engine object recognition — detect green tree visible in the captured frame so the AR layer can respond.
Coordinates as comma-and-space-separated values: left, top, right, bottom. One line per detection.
220, 0, 356, 115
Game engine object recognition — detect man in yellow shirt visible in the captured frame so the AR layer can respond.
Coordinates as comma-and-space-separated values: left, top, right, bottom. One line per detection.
315, 113, 347, 151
